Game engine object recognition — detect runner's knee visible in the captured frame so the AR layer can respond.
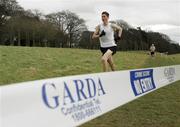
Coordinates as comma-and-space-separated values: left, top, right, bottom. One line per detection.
108, 59, 114, 66
101, 57, 107, 63
107, 59, 111, 64
107, 56, 113, 63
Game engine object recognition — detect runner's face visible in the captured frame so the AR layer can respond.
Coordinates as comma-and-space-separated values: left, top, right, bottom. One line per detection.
102, 14, 109, 23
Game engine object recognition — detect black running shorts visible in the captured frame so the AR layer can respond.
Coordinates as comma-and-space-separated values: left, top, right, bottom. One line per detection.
100, 46, 117, 55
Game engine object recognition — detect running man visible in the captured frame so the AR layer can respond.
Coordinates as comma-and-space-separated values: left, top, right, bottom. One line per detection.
150, 44, 156, 57
92, 11, 123, 72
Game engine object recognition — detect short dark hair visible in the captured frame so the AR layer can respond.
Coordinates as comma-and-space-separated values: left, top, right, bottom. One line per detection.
102, 11, 109, 17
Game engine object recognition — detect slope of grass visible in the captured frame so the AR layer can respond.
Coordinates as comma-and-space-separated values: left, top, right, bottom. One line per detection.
0, 46, 180, 127
1, 46, 179, 85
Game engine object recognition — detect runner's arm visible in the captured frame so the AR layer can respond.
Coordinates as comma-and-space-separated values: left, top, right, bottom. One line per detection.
92, 25, 100, 39
112, 24, 123, 38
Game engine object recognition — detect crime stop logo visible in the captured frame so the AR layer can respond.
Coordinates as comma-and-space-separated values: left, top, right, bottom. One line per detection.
164, 67, 176, 83
41, 77, 106, 122
130, 69, 156, 96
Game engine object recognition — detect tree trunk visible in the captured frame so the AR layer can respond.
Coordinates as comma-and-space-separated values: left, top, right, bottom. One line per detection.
69, 33, 72, 48
18, 29, 21, 46
33, 31, 35, 47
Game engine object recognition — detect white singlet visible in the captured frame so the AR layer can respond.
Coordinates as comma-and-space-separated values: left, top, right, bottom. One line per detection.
99, 23, 117, 48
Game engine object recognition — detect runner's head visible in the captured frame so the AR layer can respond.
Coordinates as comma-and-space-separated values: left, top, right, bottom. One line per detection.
102, 11, 109, 24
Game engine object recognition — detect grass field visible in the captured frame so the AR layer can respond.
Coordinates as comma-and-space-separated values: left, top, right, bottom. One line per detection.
0, 46, 180, 127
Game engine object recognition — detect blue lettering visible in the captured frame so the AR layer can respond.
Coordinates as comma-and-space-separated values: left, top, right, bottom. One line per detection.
86, 78, 96, 98
42, 77, 106, 108
98, 78, 106, 96
63, 82, 75, 105
74, 79, 88, 101
42, 83, 59, 109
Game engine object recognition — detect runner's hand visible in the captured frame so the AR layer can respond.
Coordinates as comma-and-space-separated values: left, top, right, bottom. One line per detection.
99, 30, 106, 37
114, 32, 121, 42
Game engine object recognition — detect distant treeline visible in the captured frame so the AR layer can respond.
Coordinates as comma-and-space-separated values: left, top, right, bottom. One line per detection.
0, 0, 180, 54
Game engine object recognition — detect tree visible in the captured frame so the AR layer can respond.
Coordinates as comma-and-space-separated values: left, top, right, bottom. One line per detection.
0, 0, 23, 27
46, 10, 87, 48
0, 0, 23, 44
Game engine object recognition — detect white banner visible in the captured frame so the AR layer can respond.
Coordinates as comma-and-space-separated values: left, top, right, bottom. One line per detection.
0, 65, 180, 127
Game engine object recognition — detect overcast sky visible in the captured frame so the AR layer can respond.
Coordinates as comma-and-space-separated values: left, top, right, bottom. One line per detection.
17, 0, 180, 43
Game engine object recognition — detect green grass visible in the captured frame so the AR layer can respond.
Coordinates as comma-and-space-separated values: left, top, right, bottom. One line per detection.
0, 46, 180, 127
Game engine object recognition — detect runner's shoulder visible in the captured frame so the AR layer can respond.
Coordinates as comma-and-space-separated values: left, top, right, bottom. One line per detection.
95, 24, 101, 31
110, 23, 122, 30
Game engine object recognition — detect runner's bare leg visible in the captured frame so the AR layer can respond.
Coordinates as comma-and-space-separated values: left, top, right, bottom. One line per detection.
101, 49, 113, 72
107, 55, 116, 71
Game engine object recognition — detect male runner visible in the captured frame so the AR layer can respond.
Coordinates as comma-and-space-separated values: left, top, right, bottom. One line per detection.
150, 44, 156, 57
92, 11, 123, 72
